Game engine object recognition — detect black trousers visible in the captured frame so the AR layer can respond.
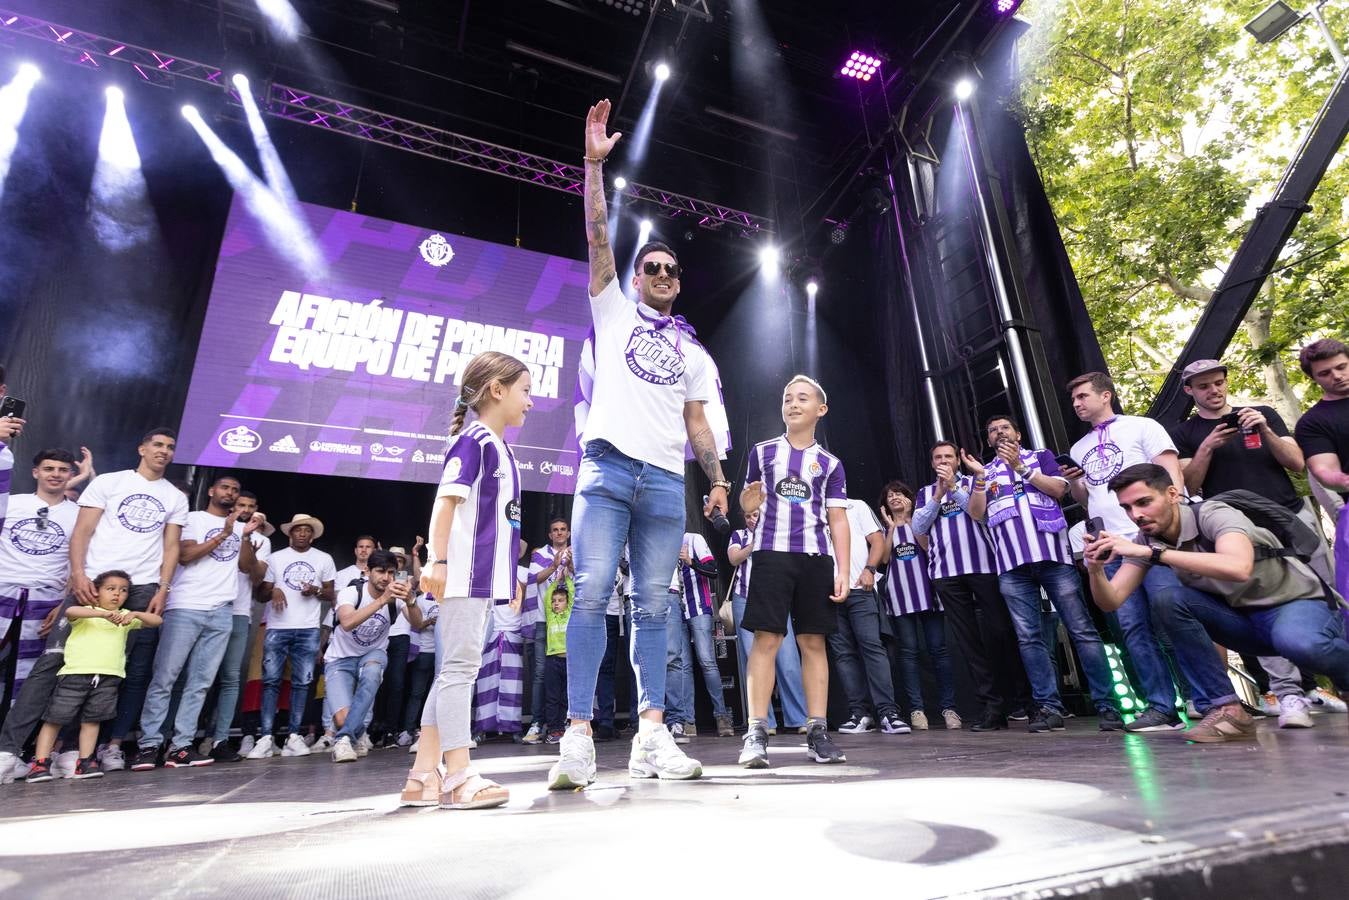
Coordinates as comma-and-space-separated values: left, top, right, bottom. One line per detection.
932, 573, 1029, 716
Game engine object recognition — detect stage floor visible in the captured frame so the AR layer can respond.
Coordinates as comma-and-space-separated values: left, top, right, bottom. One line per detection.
2, 717, 1347, 899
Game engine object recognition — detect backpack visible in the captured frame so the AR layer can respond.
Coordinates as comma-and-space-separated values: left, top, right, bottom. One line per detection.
1190, 490, 1340, 607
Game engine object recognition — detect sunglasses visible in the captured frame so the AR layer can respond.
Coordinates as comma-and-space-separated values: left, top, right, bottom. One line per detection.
36, 506, 49, 531
641, 260, 682, 279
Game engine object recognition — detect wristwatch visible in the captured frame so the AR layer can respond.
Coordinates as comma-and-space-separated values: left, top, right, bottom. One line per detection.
711, 479, 733, 492
864, 565, 878, 575
1149, 547, 1166, 566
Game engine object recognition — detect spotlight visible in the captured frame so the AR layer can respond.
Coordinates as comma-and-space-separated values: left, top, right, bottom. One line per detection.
840, 51, 881, 81
181, 104, 199, 119
17, 62, 40, 83
639, 218, 654, 236
232, 72, 250, 91
806, 278, 819, 297
613, 175, 628, 190
105, 85, 124, 102
758, 244, 780, 270
954, 79, 976, 100
654, 62, 671, 82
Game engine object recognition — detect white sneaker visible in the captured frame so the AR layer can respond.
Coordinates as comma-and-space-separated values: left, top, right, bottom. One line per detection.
281, 734, 311, 757
909, 710, 929, 731
97, 744, 126, 772
0, 751, 17, 785
51, 750, 79, 779
942, 708, 963, 730
521, 722, 544, 745
331, 736, 358, 763
409, 739, 420, 754
396, 730, 414, 747
246, 735, 276, 759
8, 755, 28, 782
311, 734, 335, 753
1278, 694, 1315, 729
1306, 686, 1348, 714
238, 735, 256, 756
547, 725, 596, 790
355, 734, 373, 757
629, 726, 702, 780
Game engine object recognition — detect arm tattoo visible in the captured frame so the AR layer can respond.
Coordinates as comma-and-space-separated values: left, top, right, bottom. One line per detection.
584, 162, 616, 289
688, 425, 725, 483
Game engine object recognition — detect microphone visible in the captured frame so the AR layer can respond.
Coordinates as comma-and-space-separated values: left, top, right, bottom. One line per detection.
704, 494, 732, 535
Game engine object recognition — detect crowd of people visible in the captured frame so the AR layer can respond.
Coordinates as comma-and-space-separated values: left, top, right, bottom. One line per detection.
1, 101, 1348, 811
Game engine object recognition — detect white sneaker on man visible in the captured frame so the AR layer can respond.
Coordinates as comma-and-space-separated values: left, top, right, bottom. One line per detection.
1306, 686, 1348, 714
547, 725, 597, 790
332, 737, 359, 763
838, 715, 875, 734
311, 734, 335, 753
246, 735, 276, 759
629, 726, 702, 780
396, 730, 415, 747
1278, 694, 1315, 729
96, 744, 126, 772
0, 751, 18, 784
238, 735, 256, 756
281, 734, 311, 757
50, 750, 79, 778
355, 734, 373, 757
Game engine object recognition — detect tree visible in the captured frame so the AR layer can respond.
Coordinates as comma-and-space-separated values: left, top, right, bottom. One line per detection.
1018, 0, 1349, 420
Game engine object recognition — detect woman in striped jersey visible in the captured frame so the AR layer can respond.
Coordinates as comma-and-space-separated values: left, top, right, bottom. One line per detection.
400, 351, 532, 811
877, 482, 959, 731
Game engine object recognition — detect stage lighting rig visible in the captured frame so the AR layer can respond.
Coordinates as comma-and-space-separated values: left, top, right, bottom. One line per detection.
613, 175, 628, 190
840, 51, 881, 82
954, 78, 976, 100
654, 61, 671, 82
993, 0, 1023, 14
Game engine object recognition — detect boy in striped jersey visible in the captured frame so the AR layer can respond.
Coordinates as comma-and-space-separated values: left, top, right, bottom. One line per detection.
737, 376, 850, 768
913, 442, 1029, 731
965, 415, 1122, 733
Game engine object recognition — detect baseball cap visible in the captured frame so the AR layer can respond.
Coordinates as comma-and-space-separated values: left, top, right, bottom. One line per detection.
1181, 359, 1226, 385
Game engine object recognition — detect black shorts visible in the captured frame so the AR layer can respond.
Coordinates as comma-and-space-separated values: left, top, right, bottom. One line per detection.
742, 551, 838, 636
42, 674, 122, 726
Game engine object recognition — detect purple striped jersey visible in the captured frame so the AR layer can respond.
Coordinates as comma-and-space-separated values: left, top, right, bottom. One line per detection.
916, 478, 997, 579
528, 545, 571, 627
884, 523, 940, 616
745, 435, 847, 555
433, 421, 522, 600
673, 532, 715, 619
729, 527, 753, 597
983, 450, 1073, 573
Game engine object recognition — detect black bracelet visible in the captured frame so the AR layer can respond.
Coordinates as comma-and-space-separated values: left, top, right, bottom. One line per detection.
431, 560, 447, 566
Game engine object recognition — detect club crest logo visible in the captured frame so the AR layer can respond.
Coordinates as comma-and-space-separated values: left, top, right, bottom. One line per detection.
1080, 441, 1125, 486
352, 612, 390, 647
624, 327, 685, 386
117, 494, 167, 533
282, 560, 318, 592
9, 517, 66, 555
808, 461, 823, 478
205, 527, 241, 562
419, 233, 455, 267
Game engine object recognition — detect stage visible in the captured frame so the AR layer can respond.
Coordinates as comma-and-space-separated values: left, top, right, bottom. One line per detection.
2, 718, 1347, 899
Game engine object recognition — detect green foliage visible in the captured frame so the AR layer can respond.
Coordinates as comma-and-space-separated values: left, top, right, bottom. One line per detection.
1018, 0, 1349, 412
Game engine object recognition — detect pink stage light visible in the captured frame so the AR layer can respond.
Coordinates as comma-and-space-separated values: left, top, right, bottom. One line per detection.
840, 51, 881, 80
994, 0, 1021, 14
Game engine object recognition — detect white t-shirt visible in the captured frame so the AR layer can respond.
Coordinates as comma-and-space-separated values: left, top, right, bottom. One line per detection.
417, 597, 439, 652
234, 533, 271, 616
583, 279, 712, 474
325, 584, 407, 661
842, 499, 882, 587
264, 546, 337, 630
169, 511, 243, 611
80, 470, 190, 584
1070, 415, 1177, 539
0, 494, 79, 593
335, 564, 366, 592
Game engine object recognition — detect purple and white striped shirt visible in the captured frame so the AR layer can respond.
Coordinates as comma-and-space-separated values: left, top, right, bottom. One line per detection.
434, 421, 522, 600
983, 449, 1073, 573
672, 532, 715, 619
745, 436, 847, 555
729, 527, 753, 597
883, 523, 940, 616
915, 478, 997, 579
528, 545, 571, 627
0, 442, 11, 536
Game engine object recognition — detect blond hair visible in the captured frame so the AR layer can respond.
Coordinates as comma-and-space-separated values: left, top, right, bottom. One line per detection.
450, 351, 530, 436
784, 374, 827, 404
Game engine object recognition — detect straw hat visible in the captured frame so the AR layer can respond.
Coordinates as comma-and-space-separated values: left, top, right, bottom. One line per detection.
279, 513, 324, 541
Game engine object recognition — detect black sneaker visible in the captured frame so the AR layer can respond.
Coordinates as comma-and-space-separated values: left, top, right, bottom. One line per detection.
593, 724, 617, 742
1008, 707, 1030, 722
1028, 708, 1065, 733
970, 711, 1008, 732
1124, 707, 1185, 733
806, 724, 846, 764
72, 756, 104, 779
209, 740, 243, 763
130, 745, 162, 771
1098, 706, 1125, 731
165, 746, 214, 768
25, 758, 53, 783
738, 725, 770, 769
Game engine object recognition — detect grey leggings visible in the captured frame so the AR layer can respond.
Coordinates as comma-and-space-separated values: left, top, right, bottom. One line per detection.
420, 597, 490, 753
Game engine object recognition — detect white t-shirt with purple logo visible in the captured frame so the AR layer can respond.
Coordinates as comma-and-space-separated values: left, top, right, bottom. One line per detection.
584, 279, 712, 475
1070, 415, 1177, 539
434, 421, 521, 601
745, 435, 848, 555
325, 584, 408, 661
169, 511, 243, 611
264, 545, 337, 630
80, 469, 190, 584
234, 533, 271, 617
0, 494, 79, 593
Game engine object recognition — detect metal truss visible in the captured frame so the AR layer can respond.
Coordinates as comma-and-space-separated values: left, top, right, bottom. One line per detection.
0, 9, 774, 236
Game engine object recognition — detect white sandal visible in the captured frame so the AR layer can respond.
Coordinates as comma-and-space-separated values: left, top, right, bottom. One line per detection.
400, 766, 444, 807
439, 766, 509, 810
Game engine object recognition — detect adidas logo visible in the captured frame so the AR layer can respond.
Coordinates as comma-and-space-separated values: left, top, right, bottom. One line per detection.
269, 434, 301, 454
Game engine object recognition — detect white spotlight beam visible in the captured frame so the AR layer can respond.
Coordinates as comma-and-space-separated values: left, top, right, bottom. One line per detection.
0, 64, 41, 202
182, 106, 326, 279
253, 0, 304, 43
235, 74, 300, 212
89, 84, 157, 252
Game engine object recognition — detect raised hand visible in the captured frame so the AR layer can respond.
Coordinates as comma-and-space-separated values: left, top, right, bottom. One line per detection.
878, 506, 896, 530
740, 480, 767, 515
585, 99, 623, 161
959, 448, 987, 477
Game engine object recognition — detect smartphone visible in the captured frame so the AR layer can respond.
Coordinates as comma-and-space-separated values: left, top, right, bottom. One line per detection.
395, 571, 411, 584
1085, 516, 1105, 541
0, 396, 25, 419
1054, 453, 1078, 470
1222, 411, 1241, 430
